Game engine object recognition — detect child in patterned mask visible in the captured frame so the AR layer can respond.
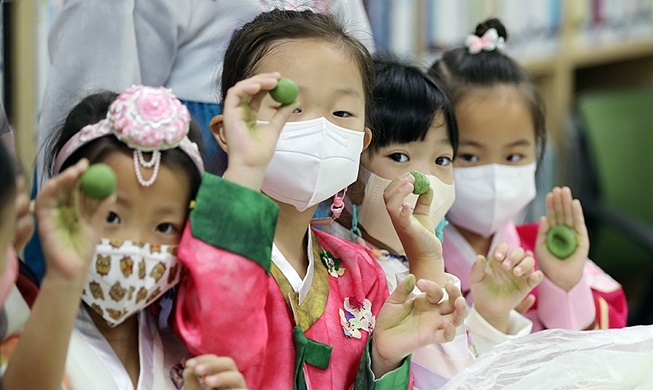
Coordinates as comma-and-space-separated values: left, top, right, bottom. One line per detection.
174, 9, 467, 390
430, 18, 627, 354
43, 86, 245, 389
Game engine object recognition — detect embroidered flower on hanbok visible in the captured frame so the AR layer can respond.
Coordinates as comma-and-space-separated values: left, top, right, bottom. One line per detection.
320, 250, 345, 278
339, 296, 375, 338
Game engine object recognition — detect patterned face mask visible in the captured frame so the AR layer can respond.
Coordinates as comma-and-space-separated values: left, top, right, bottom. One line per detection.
81, 239, 182, 327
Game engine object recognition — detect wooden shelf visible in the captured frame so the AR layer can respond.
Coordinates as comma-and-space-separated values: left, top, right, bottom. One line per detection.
571, 38, 653, 68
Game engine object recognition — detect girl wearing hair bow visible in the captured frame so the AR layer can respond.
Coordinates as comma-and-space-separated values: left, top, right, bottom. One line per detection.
36, 86, 245, 389
430, 18, 627, 355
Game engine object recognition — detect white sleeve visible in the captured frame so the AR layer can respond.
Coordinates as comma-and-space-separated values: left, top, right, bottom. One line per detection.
466, 306, 533, 357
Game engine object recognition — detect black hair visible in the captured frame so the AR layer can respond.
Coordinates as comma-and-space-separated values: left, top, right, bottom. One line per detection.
0, 141, 16, 212
43, 90, 205, 200
368, 54, 458, 157
429, 18, 546, 164
221, 8, 376, 127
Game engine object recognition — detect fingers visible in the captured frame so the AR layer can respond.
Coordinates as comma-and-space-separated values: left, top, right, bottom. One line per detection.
184, 355, 247, 389
514, 294, 536, 314
546, 187, 576, 227
386, 274, 416, 305
511, 251, 535, 277
224, 72, 280, 113
416, 279, 445, 305
496, 246, 524, 270
383, 173, 414, 219
527, 270, 544, 289
469, 255, 487, 284
36, 159, 88, 220
490, 243, 510, 262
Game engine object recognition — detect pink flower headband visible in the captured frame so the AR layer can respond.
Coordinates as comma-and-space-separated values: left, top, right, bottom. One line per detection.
465, 28, 505, 54
54, 85, 204, 186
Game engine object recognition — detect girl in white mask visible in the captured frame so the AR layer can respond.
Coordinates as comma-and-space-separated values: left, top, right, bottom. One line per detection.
36, 86, 245, 389
430, 18, 627, 354
174, 9, 467, 390
320, 55, 476, 388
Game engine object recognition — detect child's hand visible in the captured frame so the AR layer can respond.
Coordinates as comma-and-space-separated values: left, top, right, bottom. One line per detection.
470, 244, 543, 333
221, 72, 298, 191
13, 176, 35, 252
384, 173, 446, 286
36, 159, 114, 283
372, 275, 466, 378
183, 354, 247, 390
535, 186, 589, 291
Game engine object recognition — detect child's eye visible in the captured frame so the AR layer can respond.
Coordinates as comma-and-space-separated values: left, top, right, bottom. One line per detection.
388, 153, 409, 163
436, 156, 452, 166
507, 154, 523, 163
156, 223, 177, 234
333, 111, 352, 118
106, 211, 121, 224
460, 154, 479, 163
292, 107, 302, 114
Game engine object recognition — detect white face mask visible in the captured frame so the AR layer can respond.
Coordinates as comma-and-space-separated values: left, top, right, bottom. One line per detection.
261, 117, 365, 211
356, 166, 456, 254
82, 239, 182, 327
447, 163, 536, 238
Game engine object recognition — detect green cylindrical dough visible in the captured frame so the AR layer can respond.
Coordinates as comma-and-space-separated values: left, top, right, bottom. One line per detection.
80, 163, 117, 199
409, 171, 430, 195
546, 225, 578, 259
269, 77, 299, 105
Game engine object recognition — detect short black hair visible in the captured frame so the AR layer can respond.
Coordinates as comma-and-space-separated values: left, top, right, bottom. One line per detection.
368, 54, 458, 157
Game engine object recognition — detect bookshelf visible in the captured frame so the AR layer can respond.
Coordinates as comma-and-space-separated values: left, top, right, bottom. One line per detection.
366, 0, 653, 183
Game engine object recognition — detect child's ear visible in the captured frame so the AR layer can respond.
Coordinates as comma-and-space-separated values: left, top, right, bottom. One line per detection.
362, 127, 372, 151
209, 115, 228, 153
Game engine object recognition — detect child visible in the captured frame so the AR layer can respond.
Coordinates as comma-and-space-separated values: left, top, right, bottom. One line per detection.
1, 155, 114, 389
429, 18, 627, 352
174, 9, 467, 389
325, 55, 543, 387
40, 85, 245, 389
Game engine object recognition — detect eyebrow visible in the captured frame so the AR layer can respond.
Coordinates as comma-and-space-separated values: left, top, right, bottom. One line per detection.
458, 139, 532, 148
335, 87, 361, 98
506, 139, 533, 148
155, 206, 186, 216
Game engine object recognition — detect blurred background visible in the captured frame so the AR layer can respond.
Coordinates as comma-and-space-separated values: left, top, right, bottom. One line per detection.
5, 0, 653, 324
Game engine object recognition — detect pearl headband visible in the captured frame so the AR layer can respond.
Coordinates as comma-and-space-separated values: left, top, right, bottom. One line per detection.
54, 85, 204, 186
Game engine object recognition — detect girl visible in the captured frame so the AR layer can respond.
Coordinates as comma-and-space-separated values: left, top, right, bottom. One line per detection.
41, 85, 245, 389
174, 9, 467, 389
429, 18, 627, 353
1, 155, 114, 389
326, 56, 542, 387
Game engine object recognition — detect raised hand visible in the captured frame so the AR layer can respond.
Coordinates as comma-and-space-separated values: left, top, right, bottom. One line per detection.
470, 244, 543, 333
36, 159, 115, 282
183, 354, 247, 390
219, 73, 298, 191
372, 275, 466, 378
383, 173, 446, 286
535, 186, 589, 291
